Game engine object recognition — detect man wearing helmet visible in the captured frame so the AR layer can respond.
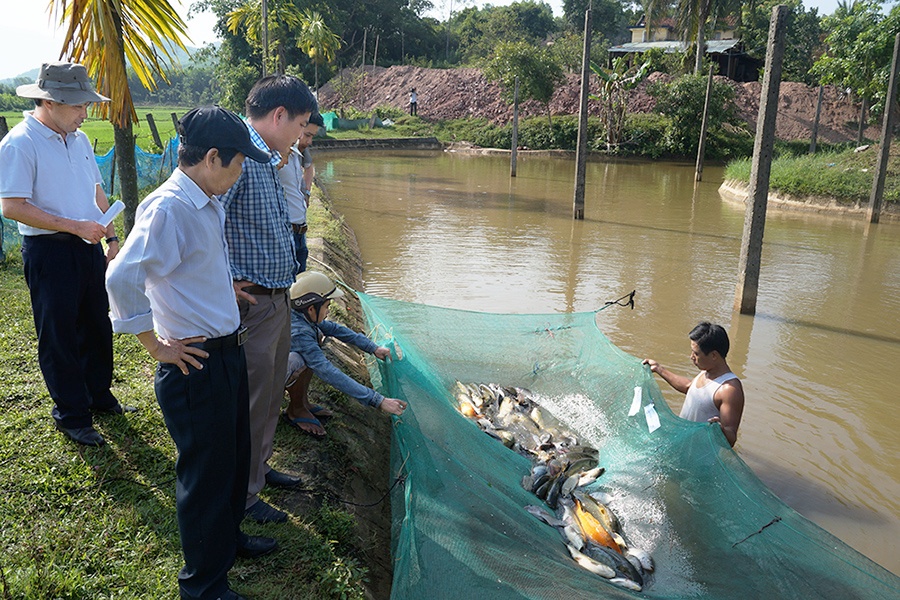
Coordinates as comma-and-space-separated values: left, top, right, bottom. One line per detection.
282, 271, 407, 437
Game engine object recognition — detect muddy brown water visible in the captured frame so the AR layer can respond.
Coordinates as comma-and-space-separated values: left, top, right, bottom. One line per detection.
319, 150, 899, 575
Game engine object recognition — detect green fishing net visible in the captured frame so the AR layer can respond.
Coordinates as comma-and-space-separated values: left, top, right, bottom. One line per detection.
358, 293, 899, 599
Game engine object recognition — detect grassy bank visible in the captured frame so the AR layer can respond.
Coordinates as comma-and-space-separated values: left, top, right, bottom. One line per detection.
0, 190, 381, 600
723, 141, 900, 205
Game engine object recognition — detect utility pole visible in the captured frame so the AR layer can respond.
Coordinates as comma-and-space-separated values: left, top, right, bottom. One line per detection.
573, 5, 592, 220
734, 5, 788, 316
867, 32, 900, 224
511, 77, 519, 177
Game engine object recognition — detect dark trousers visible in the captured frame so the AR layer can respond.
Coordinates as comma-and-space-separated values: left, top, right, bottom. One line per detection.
22, 234, 115, 428
292, 229, 308, 273
410, 101, 417, 116
155, 341, 251, 600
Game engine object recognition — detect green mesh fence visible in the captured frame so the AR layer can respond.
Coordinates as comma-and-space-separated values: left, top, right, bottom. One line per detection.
357, 293, 900, 600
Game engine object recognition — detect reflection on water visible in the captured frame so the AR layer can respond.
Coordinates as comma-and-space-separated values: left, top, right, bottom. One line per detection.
320, 150, 900, 574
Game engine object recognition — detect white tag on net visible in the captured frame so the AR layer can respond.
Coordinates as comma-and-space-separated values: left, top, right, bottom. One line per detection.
644, 403, 661, 433
628, 386, 642, 417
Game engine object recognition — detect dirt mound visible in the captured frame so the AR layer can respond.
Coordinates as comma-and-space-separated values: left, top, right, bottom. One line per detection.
317, 65, 878, 143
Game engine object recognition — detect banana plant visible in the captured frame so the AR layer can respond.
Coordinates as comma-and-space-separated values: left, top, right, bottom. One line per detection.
590, 58, 651, 151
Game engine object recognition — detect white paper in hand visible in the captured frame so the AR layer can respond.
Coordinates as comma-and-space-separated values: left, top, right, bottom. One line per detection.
644, 403, 661, 433
628, 386, 642, 417
99, 200, 125, 228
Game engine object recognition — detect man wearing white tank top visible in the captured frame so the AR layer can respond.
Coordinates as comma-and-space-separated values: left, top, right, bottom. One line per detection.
643, 322, 745, 447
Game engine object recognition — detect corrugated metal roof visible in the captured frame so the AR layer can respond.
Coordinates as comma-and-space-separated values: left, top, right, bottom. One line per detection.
608, 39, 742, 54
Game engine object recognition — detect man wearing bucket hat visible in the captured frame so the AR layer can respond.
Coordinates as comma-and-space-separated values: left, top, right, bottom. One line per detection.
107, 106, 274, 600
0, 62, 130, 448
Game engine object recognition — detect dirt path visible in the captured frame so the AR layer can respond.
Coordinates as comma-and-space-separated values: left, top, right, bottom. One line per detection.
317, 65, 879, 144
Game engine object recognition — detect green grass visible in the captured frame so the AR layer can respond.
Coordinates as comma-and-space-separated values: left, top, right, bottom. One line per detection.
723, 141, 900, 205
1, 105, 189, 154
0, 202, 380, 598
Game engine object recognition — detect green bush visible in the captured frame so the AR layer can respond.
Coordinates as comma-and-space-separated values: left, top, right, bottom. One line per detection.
649, 73, 740, 156
516, 116, 603, 151
620, 113, 671, 158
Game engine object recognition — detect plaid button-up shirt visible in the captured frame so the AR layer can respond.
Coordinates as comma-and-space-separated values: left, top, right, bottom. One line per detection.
221, 122, 298, 288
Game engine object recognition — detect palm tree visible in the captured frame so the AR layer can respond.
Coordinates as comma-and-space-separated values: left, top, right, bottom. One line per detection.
297, 10, 342, 93
52, 0, 189, 233
228, 0, 304, 75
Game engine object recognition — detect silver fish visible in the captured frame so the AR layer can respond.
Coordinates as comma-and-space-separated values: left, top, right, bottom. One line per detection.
566, 544, 615, 579
524, 505, 565, 528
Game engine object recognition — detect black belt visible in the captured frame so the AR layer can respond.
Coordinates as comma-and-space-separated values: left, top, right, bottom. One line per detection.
195, 326, 248, 350
30, 232, 83, 243
291, 223, 308, 234
243, 285, 288, 296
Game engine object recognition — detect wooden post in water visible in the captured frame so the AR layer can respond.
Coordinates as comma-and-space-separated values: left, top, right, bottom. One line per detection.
573, 6, 592, 220
146, 114, 164, 150
734, 5, 788, 316
867, 32, 900, 224
511, 76, 519, 177
809, 85, 824, 154
695, 64, 715, 182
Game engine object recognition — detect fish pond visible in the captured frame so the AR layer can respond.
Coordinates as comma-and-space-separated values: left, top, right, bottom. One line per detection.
318, 150, 900, 576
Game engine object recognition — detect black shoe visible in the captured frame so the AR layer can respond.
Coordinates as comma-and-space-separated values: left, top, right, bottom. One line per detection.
182, 588, 247, 600
93, 403, 138, 415
236, 533, 278, 559
56, 424, 105, 447
265, 468, 302, 489
244, 499, 288, 524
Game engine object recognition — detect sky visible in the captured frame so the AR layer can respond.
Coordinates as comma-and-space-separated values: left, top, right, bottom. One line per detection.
0, 0, 852, 81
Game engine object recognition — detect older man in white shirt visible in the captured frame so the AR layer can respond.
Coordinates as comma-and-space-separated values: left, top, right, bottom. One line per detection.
106, 106, 275, 600
0, 62, 127, 447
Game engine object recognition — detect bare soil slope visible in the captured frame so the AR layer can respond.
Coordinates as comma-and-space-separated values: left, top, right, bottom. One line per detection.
317, 65, 879, 144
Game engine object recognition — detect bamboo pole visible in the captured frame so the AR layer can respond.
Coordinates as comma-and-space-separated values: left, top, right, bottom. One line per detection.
695, 64, 715, 182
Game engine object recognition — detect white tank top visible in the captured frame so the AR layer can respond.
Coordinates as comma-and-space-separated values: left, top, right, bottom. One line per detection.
680, 371, 738, 422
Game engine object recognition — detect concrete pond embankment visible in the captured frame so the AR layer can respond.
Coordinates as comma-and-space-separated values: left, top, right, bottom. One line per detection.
719, 179, 900, 222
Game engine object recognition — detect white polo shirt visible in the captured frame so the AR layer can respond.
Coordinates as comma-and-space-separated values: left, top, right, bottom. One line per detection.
0, 112, 104, 236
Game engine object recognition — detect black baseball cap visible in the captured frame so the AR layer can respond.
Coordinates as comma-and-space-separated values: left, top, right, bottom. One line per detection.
178, 106, 270, 163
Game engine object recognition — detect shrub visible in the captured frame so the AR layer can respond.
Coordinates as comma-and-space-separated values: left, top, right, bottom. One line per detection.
649, 73, 740, 156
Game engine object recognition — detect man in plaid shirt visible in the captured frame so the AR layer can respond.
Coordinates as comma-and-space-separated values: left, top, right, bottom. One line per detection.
220, 75, 317, 524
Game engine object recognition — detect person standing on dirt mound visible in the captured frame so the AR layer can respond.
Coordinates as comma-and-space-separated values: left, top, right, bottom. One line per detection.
409, 88, 418, 116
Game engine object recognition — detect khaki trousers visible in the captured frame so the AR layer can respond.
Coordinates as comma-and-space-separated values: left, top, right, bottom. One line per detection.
239, 291, 291, 508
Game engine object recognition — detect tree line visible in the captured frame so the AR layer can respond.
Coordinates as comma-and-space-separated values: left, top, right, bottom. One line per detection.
20, 0, 898, 234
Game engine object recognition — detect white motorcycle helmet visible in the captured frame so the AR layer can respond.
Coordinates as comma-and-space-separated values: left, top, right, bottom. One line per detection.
289, 271, 345, 311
